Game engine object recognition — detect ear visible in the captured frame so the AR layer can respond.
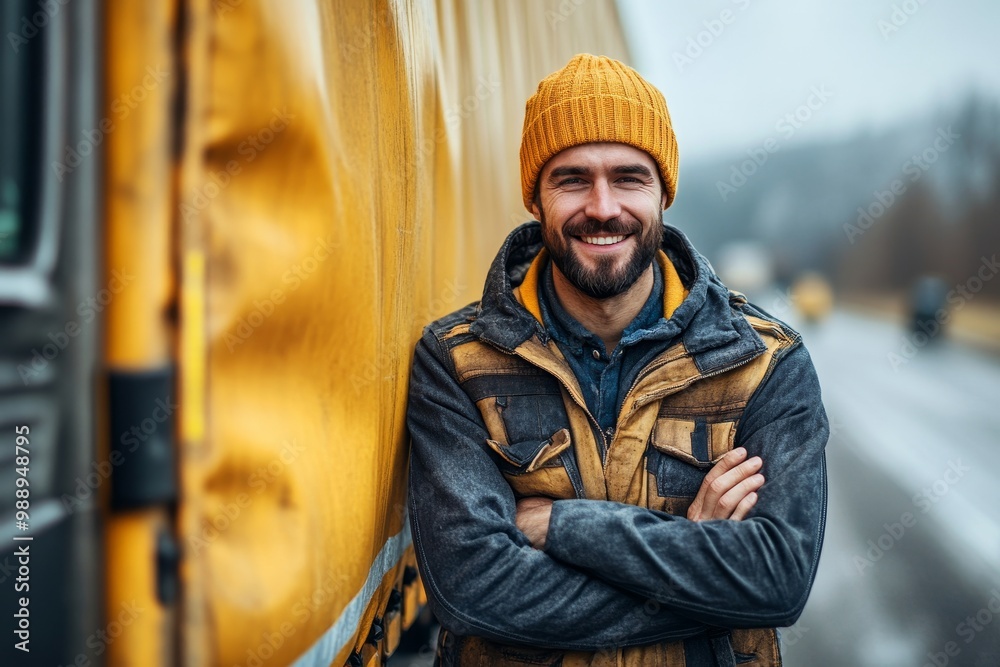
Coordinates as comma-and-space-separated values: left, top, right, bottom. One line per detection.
661, 190, 668, 211
530, 202, 541, 221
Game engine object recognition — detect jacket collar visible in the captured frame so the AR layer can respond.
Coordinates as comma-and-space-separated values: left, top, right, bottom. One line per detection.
469, 221, 765, 374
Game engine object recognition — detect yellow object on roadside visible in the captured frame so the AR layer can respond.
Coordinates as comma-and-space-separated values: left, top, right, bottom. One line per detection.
792, 273, 835, 323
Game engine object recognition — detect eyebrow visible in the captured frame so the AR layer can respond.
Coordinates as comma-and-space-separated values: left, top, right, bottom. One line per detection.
612, 164, 655, 178
548, 166, 590, 179
547, 164, 655, 180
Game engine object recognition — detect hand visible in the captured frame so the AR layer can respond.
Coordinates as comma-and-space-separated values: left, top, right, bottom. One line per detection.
515, 496, 554, 549
687, 447, 764, 522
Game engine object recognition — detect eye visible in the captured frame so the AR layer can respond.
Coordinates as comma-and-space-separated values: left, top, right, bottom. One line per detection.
557, 177, 585, 187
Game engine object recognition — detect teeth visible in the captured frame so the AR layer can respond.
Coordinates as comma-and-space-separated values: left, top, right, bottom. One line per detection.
580, 235, 625, 246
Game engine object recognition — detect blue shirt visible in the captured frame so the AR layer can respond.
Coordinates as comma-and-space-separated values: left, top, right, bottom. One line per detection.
538, 258, 676, 452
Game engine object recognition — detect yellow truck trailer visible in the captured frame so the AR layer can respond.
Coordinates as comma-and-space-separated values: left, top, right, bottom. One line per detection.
0, 1, 629, 664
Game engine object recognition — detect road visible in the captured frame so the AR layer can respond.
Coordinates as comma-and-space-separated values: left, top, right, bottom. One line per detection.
781, 309, 1000, 667
391, 308, 1000, 666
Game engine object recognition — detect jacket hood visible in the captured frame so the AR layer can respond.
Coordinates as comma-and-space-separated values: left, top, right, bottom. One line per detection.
469, 221, 767, 374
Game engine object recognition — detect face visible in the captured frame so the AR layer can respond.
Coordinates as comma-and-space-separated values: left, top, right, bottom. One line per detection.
531, 142, 667, 300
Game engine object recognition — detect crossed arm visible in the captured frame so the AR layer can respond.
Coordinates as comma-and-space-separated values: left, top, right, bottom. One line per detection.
511, 344, 828, 627
516, 445, 766, 548
407, 330, 828, 647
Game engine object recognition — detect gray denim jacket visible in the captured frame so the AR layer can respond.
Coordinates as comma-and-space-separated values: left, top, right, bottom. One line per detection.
406, 222, 828, 666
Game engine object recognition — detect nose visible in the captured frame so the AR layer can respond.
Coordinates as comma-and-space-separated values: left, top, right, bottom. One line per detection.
584, 179, 622, 222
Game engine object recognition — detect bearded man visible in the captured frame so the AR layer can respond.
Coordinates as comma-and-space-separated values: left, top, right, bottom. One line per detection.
406, 54, 828, 667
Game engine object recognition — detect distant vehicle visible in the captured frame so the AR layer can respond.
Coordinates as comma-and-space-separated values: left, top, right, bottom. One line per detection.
910, 276, 949, 339
715, 241, 774, 297
791, 272, 834, 323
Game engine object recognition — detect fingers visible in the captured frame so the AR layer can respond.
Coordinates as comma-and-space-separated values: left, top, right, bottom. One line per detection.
728, 491, 758, 522
703, 459, 763, 520
713, 473, 765, 520
688, 447, 747, 520
688, 449, 765, 521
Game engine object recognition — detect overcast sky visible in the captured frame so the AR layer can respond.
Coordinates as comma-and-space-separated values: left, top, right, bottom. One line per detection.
617, 0, 1000, 162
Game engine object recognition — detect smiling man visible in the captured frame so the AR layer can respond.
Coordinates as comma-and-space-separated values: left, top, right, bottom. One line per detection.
407, 54, 829, 666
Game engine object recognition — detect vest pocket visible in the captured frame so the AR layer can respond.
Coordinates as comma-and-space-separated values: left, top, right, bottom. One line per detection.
648, 446, 706, 499
647, 417, 738, 500
466, 372, 578, 499
486, 428, 571, 474
485, 429, 576, 499
495, 390, 569, 444
465, 372, 569, 446
650, 417, 736, 467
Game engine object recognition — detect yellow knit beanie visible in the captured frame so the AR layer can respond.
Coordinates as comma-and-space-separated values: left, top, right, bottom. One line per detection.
519, 53, 679, 211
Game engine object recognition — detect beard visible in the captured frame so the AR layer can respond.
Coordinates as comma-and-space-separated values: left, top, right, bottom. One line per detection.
539, 208, 664, 299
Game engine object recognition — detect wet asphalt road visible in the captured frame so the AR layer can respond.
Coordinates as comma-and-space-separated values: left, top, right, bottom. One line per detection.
392, 309, 1000, 666
780, 309, 1000, 667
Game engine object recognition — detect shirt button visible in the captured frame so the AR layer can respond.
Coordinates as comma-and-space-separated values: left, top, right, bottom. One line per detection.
592, 349, 601, 360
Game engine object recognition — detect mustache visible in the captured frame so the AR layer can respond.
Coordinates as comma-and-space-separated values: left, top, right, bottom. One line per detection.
562, 217, 641, 237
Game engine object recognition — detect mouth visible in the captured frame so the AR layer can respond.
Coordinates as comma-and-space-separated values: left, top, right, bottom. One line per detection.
575, 234, 631, 248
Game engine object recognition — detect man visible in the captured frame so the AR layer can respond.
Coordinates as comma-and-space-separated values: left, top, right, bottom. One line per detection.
407, 54, 828, 667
